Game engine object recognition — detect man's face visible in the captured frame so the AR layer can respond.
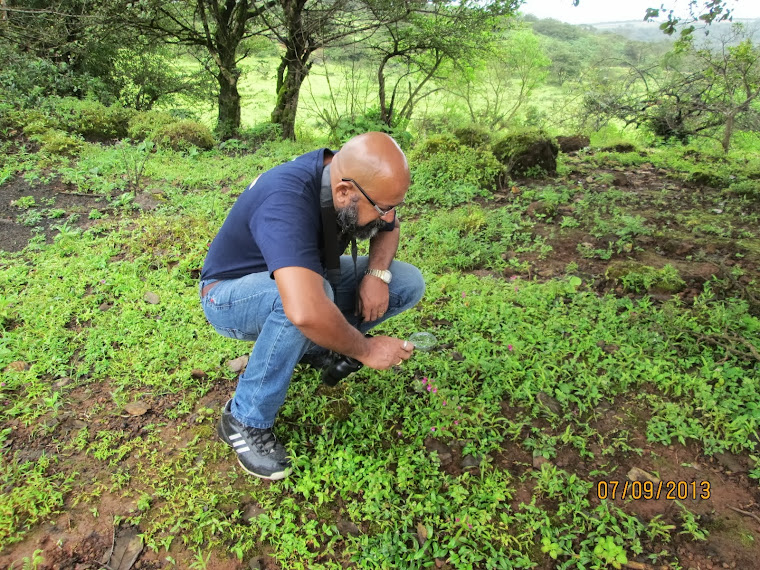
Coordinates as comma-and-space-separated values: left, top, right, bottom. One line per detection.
336, 198, 387, 241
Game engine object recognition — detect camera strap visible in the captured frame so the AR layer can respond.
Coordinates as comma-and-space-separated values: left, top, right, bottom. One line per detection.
320, 164, 360, 324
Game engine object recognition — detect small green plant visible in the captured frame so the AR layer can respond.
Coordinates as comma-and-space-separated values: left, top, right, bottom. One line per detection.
593, 536, 628, 569
11, 196, 36, 209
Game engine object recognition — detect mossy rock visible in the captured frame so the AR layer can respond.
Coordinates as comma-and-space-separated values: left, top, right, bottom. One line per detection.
492, 131, 558, 177
605, 261, 686, 294
556, 135, 590, 153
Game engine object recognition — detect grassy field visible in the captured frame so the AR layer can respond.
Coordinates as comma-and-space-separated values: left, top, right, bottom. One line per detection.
1, 122, 760, 569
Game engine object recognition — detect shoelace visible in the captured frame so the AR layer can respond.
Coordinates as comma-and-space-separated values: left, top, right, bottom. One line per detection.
244, 426, 278, 454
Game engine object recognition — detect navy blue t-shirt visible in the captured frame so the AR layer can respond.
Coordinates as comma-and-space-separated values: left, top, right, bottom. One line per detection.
201, 148, 393, 282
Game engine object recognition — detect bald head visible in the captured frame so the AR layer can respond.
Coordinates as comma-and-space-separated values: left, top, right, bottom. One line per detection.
332, 132, 410, 205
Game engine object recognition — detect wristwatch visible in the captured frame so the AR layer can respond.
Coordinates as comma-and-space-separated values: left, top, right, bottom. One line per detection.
365, 268, 392, 284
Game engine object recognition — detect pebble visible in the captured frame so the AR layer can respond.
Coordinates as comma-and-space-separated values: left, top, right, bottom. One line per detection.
143, 291, 160, 304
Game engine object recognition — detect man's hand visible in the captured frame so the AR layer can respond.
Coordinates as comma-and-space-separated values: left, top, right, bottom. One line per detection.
358, 275, 389, 322
360, 336, 414, 369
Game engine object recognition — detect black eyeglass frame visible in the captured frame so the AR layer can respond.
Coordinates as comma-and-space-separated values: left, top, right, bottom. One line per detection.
341, 177, 401, 216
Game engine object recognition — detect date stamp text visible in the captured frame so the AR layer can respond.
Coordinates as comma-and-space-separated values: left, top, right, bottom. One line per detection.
595, 480, 711, 501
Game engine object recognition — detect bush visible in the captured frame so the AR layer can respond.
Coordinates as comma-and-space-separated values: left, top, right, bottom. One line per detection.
43, 97, 134, 140
453, 126, 491, 149
154, 121, 215, 150
727, 179, 760, 199
408, 135, 504, 208
33, 129, 85, 156
127, 110, 179, 141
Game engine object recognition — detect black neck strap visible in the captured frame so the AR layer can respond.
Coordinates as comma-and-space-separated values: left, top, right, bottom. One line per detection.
320, 164, 360, 323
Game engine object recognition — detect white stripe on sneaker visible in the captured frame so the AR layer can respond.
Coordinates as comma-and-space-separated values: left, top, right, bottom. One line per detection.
236, 446, 250, 453
229, 433, 242, 440
232, 439, 247, 447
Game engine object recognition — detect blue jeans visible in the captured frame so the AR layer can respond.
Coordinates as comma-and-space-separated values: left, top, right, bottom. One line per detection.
200, 257, 425, 428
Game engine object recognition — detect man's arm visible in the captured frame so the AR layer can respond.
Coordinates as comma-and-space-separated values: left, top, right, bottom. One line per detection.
358, 217, 400, 322
274, 266, 411, 369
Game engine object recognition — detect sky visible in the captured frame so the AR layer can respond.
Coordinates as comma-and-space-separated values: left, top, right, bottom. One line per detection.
518, 0, 760, 25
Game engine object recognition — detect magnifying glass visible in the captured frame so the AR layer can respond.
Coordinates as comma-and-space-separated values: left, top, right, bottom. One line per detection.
407, 332, 437, 352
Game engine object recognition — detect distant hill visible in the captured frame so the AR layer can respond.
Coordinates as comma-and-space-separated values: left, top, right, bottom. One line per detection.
587, 18, 760, 43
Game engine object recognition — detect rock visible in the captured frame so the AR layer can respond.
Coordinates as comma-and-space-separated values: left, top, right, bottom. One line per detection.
536, 391, 562, 415
424, 438, 453, 466
227, 355, 249, 373
492, 131, 559, 177
612, 172, 630, 187
99, 302, 112, 311
461, 454, 482, 469
556, 135, 590, 153
143, 292, 160, 305
248, 557, 264, 570
715, 452, 746, 473
5, 361, 29, 372
55, 377, 72, 388
627, 467, 660, 483
124, 402, 150, 416
190, 369, 207, 379
242, 503, 264, 523
337, 519, 361, 537
533, 455, 551, 469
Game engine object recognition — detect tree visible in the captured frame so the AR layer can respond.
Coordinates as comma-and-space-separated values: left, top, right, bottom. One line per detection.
582, 24, 760, 152
131, 0, 277, 139
447, 27, 550, 129
364, 0, 519, 129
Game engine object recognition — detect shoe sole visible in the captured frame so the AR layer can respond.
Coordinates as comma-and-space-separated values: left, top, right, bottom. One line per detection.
217, 422, 291, 481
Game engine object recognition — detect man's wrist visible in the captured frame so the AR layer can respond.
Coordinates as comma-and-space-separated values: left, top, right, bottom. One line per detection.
365, 268, 392, 284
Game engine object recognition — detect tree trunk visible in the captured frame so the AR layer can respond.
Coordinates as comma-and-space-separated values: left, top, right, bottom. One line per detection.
722, 113, 734, 153
271, 51, 311, 140
217, 67, 241, 140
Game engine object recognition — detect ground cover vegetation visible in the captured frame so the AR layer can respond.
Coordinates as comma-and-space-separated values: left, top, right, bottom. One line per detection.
2, 1, 760, 568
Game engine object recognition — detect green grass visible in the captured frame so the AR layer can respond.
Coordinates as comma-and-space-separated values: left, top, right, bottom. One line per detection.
2, 130, 760, 568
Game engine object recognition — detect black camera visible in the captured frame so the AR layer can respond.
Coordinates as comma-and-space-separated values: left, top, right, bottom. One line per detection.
321, 355, 363, 386
321, 333, 370, 386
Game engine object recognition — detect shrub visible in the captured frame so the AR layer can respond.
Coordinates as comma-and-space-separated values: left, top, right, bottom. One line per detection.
408, 135, 503, 208
34, 129, 85, 156
154, 120, 215, 150
727, 179, 760, 199
453, 126, 491, 149
43, 97, 134, 140
127, 110, 178, 141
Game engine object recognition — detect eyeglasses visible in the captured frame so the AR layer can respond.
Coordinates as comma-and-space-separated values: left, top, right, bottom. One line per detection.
341, 177, 401, 216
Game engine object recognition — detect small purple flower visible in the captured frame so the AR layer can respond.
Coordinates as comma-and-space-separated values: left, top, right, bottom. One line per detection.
431, 427, 436, 432
421, 377, 427, 385
457, 405, 462, 410
442, 400, 447, 406
100, 279, 106, 284
454, 420, 459, 425
455, 517, 460, 522
427, 385, 432, 392
0, 382, 5, 387
507, 345, 514, 351
397, 431, 402, 437
432, 387, 438, 394
468, 523, 472, 529
461, 291, 466, 298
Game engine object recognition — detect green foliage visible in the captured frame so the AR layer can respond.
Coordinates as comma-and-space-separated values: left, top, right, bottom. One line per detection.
154, 121, 216, 151
33, 129, 86, 157
127, 110, 179, 141
41, 97, 135, 140
0, 454, 74, 546
408, 135, 503, 208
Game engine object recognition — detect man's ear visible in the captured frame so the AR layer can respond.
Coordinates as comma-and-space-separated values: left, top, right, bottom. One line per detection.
333, 179, 354, 208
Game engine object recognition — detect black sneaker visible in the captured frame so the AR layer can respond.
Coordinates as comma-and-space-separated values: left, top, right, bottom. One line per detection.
217, 399, 292, 480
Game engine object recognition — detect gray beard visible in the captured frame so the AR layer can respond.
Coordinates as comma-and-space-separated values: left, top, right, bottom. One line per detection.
336, 201, 386, 241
